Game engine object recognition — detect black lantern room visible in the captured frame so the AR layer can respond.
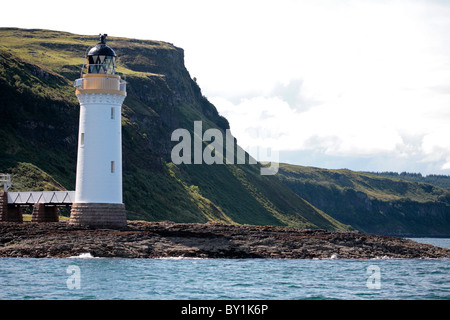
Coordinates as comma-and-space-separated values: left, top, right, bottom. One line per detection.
87, 34, 116, 74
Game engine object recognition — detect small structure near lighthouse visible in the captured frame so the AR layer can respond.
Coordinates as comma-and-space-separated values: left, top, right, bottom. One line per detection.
69, 34, 127, 228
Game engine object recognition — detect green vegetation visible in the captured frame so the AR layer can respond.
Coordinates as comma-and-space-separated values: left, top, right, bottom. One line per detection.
277, 164, 450, 236
7, 162, 65, 191
366, 171, 450, 189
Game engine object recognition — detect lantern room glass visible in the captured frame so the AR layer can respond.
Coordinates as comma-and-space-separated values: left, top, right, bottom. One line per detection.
87, 55, 116, 74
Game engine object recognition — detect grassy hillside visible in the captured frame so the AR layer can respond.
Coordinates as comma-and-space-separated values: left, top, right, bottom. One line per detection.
277, 164, 450, 236
366, 171, 450, 189
0, 27, 347, 230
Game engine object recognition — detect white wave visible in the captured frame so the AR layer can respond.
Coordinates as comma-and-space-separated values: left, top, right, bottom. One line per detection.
372, 255, 390, 260
68, 252, 97, 259
156, 256, 206, 260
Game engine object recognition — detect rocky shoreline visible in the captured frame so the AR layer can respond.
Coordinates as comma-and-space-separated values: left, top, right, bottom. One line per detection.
1, 221, 449, 259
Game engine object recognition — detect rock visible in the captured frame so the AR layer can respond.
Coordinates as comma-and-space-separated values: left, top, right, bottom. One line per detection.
0, 221, 449, 259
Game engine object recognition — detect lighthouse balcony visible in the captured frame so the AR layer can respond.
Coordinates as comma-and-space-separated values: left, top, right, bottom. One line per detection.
74, 73, 126, 96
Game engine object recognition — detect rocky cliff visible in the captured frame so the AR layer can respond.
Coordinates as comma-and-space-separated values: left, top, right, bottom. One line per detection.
277, 164, 450, 236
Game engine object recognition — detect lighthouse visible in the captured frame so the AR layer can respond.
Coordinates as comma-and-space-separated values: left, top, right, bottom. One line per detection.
69, 34, 127, 228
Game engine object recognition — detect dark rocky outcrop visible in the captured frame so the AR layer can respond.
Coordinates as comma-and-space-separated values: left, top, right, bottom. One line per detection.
1, 221, 449, 259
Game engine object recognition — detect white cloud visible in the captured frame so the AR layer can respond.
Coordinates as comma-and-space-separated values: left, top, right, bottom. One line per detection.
212, 93, 405, 156
212, 73, 450, 174
207, 0, 450, 175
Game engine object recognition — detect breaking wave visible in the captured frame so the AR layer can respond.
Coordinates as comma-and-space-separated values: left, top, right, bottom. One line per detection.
68, 252, 97, 259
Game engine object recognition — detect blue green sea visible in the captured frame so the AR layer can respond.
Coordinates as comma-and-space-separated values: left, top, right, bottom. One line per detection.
0, 238, 449, 300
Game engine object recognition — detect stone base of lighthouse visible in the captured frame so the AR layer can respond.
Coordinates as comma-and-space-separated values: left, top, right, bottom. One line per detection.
69, 203, 126, 229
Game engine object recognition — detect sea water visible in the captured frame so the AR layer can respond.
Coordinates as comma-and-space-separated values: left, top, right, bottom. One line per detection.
0, 238, 449, 300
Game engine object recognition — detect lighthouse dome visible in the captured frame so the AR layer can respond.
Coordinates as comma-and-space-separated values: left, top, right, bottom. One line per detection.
88, 37, 116, 57
87, 34, 116, 74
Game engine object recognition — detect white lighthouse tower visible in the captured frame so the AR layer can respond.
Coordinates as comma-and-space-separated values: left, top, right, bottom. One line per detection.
70, 34, 127, 228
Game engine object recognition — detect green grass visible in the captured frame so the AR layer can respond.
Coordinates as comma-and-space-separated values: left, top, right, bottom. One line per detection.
7, 162, 66, 191
278, 163, 449, 203
0, 28, 177, 81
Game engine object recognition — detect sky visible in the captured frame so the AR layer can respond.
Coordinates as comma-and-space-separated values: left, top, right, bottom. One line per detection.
2, 0, 450, 175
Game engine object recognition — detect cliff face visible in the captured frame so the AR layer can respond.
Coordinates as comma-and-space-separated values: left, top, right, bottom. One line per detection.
0, 28, 346, 231
277, 164, 450, 236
